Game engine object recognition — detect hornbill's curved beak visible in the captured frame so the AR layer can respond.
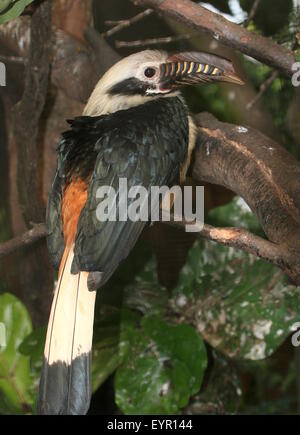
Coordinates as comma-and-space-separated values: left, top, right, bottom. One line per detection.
159, 51, 244, 92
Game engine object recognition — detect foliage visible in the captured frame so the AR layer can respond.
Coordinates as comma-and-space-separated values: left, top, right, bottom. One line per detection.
115, 312, 207, 414
173, 239, 299, 360
0, 0, 34, 24
0, 293, 35, 414
239, 0, 293, 36
94, 260, 207, 415
0, 196, 299, 414
238, 353, 297, 414
185, 350, 242, 415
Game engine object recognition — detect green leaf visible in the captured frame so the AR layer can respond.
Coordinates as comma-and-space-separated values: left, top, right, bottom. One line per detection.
114, 258, 207, 415
0, 293, 34, 414
185, 350, 242, 415
91, 255, 171, 395
0, 0, 34, 25
0, 1, 11, 14
19, 326, 46, 376
173, 240, 300, 360
296, 50, 300, 63
239, 0, 293, 36
115, 312, 207, 415
123, 258, 169, 316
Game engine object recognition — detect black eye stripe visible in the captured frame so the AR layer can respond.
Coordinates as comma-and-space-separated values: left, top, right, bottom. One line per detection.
108, 77, 154, 96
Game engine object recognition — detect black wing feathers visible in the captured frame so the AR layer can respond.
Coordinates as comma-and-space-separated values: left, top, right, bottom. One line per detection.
46, 97, 189, 285
46, 169, 65, 270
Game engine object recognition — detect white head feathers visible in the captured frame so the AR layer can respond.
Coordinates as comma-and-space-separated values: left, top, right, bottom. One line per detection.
83, 50, 170, 116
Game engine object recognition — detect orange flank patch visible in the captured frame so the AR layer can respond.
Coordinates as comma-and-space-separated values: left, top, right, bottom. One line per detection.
62, 179, 88, 248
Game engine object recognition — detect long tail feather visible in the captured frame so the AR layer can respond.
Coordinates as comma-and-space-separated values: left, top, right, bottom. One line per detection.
37, 245, 96, 415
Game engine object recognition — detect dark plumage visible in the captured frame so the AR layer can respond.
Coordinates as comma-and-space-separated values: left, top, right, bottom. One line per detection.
108, 77, 155, 96
39, 49, 243, 416
47, 96, 189, 285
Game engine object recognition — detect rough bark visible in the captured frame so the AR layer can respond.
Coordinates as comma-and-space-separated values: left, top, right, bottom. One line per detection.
194, 113, 300, 251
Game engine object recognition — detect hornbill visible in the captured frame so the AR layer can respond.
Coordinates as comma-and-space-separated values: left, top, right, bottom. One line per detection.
37, 50, 243, 415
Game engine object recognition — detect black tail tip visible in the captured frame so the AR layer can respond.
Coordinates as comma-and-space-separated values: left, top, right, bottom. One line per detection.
37, 354, 92, 415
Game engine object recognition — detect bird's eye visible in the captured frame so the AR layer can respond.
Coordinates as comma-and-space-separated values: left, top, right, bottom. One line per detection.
144, 67, 156, 78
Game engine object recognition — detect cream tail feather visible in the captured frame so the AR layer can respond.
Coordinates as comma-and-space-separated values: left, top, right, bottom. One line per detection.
37, 245, 96, 415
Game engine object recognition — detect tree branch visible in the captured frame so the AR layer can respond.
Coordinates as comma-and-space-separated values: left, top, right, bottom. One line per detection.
115, 34, 190, 48
13, 1, 52, 226
168, 220, 278, 260
194, 113, 300, 251
0, 224, 47, 260
166, 219, 297, 282
1, 213, 297, 283
243, 0, 261, 28
0, 54, 27, 64
0, 221, 277, 265
103, 8, 153, 38
132, 0, 296, 77
246, 70, 279, 110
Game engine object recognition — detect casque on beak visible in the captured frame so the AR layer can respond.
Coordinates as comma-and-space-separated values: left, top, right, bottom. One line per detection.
159, 51, 244, 92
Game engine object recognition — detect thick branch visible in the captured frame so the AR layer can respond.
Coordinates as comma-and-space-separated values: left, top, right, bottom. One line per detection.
132, 0, 296, 77
194, 113, 300, 252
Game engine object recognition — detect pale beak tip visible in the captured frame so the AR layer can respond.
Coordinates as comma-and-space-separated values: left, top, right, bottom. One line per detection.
225, 74, 245, 86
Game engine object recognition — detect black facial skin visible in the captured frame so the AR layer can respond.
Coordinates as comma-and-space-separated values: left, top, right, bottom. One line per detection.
108, 77, 157, 96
